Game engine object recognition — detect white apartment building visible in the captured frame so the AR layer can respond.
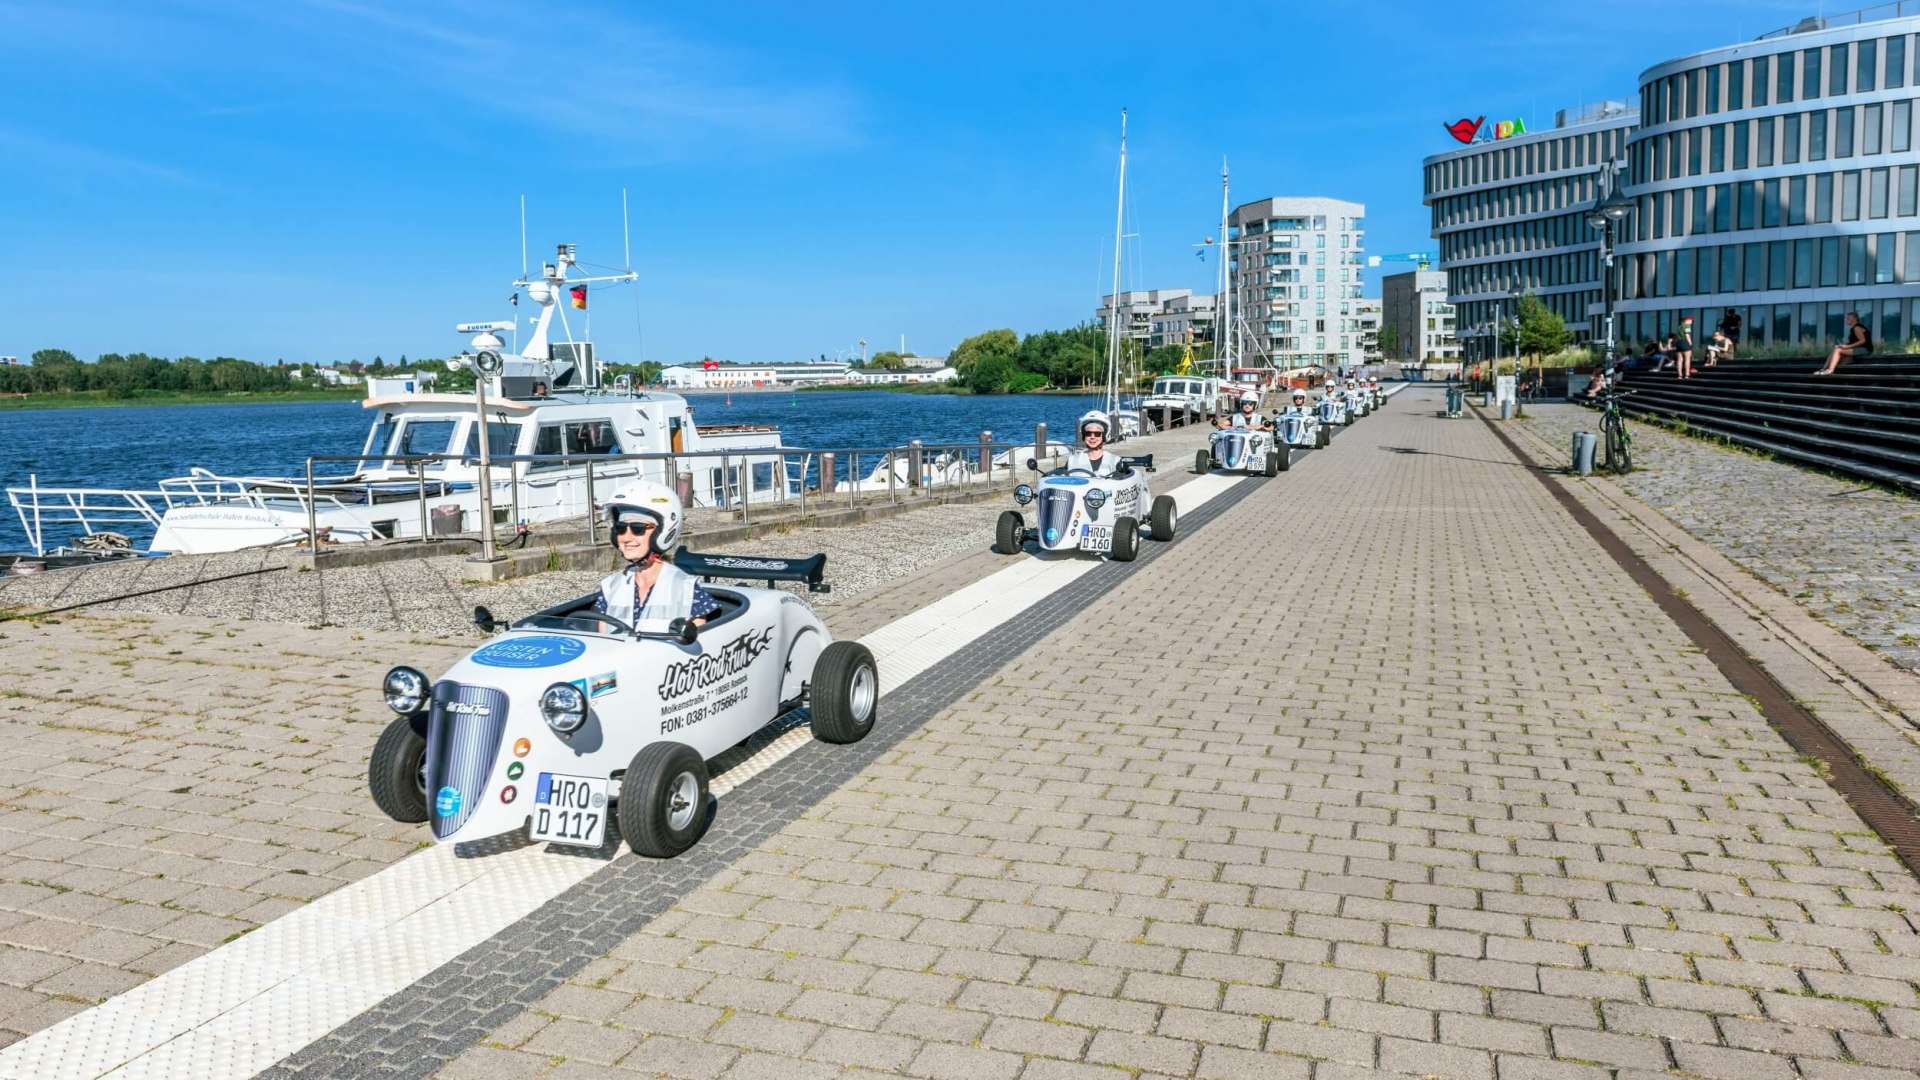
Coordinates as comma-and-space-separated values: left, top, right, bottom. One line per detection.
1381, 269, 1462, 362
1096, 289, 1216, 350
1357, 298, 1383, 364
1227, 196, 1367, 370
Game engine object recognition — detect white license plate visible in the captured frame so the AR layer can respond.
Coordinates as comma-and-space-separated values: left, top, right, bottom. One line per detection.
1079, 524, 1113, 552
530, 772, 607, 847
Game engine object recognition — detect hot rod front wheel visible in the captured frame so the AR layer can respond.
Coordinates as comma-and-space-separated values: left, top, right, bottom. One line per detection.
995, 511, 1026, 555
810, 641, 878, 745
369, 716, 429, 823
1194, 449, 1210, 475
619, 742, 709, 858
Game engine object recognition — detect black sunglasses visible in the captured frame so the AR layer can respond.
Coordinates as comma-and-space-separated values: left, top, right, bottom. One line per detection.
611, 521, 657, 537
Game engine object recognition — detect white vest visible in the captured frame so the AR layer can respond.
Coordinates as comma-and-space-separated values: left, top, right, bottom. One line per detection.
1067, 450, 1118, 476
599, 560, 697, 632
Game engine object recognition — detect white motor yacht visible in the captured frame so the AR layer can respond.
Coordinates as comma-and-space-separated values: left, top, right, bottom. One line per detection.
9, 244, 791, 557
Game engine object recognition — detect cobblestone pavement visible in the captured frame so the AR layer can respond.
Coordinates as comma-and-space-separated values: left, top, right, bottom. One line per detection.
438, 391, 1920, 1079
1524, 404, 1920, 674
0, 614, 468, 1048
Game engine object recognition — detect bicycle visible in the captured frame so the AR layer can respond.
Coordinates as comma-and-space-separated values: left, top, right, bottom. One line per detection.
1597, 386, 1634, 473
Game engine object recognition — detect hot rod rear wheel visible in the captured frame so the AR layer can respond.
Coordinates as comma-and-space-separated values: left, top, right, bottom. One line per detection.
619, 742, 708, 858
995, 511, 1026, 555
1275, 448, 1291, 472
1316, 425, 1331, 448
1194, 449, 1210, 475
1110, 515, 1141, 561
809, 641, 878, 744
369, 716, 429, 823
1149, 496, 1177, 541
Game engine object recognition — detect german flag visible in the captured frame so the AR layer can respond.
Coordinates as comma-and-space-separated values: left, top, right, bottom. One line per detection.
569, 285, 588, 310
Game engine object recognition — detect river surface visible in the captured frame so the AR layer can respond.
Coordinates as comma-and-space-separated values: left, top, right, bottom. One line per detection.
0, 391, 1103, 552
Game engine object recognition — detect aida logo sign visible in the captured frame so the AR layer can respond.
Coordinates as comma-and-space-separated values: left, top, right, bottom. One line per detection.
1444, 116, 1527, 144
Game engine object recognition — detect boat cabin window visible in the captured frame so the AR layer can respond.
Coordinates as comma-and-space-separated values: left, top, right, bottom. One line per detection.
396, 419, 459, 469
361, 414, 399, 469
463, 421, 524, 460
530, 419, 620, 470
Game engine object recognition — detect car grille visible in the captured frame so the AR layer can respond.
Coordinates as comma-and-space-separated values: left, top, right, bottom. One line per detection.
426, 682, 509, 839
1036, 488, 1077, 546
1279, 415, 1306, 443
1213, 431, 1249, 469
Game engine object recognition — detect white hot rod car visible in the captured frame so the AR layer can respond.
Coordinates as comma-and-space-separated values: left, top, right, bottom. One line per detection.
367, 550, 877, 858
995, 455, 1176, 561
1197, 426, 1288, 476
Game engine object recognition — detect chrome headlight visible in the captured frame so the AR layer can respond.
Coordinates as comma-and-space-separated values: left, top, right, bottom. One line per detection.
383, 666, 429, 715
1014, 483, 1034, 505
1084, 488, 1108, 509
541, 682, 588, 734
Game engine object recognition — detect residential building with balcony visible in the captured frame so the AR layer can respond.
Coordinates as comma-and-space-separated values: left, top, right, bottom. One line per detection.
1096, 289, 1216, 350
1226, 196, 1367, 370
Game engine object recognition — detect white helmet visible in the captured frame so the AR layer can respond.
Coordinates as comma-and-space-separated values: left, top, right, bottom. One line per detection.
603, 480, 683, 558
1077, 410, 1112, 440
1238, 393, 1259, 408
1291, 388, 1307, 402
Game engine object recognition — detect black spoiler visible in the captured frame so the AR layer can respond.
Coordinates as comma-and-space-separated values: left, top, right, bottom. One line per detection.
674, 548, 830, 593
1122, 454, 1155, 472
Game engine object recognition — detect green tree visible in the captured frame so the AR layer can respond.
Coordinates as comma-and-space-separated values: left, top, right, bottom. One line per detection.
964, 353, 1021, 393
949, 329, 1019, 378
1375, 322, 1399, 360
32, 349, 78, 366
1498, 293, 1571, 364
866, 350, 907, 370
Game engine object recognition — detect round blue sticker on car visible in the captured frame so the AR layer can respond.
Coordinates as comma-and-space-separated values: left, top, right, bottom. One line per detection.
435, 786, 462, 816
470, 635, 586, 669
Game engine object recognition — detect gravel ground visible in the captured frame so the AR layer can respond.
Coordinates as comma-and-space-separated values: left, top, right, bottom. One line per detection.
1523, 402, 1920, 672
0, 422, 1212, 638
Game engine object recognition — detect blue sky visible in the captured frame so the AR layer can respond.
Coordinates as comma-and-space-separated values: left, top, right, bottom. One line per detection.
2, 0, 1812, 366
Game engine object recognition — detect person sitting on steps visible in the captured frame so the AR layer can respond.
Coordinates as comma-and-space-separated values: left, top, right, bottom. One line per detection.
1815, 312, 1873, 375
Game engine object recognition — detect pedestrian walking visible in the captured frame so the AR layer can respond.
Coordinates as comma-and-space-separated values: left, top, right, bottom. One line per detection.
1674, 316, 1696, 380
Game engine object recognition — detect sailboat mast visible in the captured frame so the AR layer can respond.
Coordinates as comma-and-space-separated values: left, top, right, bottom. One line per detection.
1218, 160, 1232, 377
1105, 109, 1128, 418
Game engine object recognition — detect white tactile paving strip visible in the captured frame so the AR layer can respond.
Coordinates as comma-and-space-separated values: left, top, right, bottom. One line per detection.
0, 471, 1243, 1080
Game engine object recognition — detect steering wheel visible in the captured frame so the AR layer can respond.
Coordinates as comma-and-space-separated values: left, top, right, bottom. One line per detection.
1063, 468, 1099, 478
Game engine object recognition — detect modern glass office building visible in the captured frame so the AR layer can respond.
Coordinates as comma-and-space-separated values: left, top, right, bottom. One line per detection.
1422, 104, 1636, 359
1612, 11, 1920, 350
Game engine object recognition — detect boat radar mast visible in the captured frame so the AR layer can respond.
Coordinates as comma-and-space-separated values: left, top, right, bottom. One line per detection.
515, 240, 638, 388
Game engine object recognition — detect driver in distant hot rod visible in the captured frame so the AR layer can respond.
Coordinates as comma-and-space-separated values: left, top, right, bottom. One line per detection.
596, 481, 720, 631
1067, 410, 1120, 475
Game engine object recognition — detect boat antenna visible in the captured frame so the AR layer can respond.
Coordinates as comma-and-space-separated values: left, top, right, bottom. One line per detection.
622, 188, 633, 272
1218, 157, 1231, 377
520, 195, 528, 278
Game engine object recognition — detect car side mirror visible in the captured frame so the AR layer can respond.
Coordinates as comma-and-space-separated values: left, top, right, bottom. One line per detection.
473, 605, 499, 632
667, 617, 699, 645
1026, 458, 1039, 472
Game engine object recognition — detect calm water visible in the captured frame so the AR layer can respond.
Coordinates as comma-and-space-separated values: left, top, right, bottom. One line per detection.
0, 391, 1102, 552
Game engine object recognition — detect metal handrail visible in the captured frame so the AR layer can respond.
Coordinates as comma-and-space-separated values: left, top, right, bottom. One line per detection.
297, 436, 1066, 559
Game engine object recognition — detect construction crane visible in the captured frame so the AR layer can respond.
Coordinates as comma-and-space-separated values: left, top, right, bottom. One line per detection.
1366, 252, 1436, 270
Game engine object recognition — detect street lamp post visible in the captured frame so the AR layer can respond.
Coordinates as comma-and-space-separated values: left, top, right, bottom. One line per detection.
1588, 162, 1637, 373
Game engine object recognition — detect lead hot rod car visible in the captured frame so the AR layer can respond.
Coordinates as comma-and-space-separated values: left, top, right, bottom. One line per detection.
995, 455, 1176, 561
367, 550, 877, 859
